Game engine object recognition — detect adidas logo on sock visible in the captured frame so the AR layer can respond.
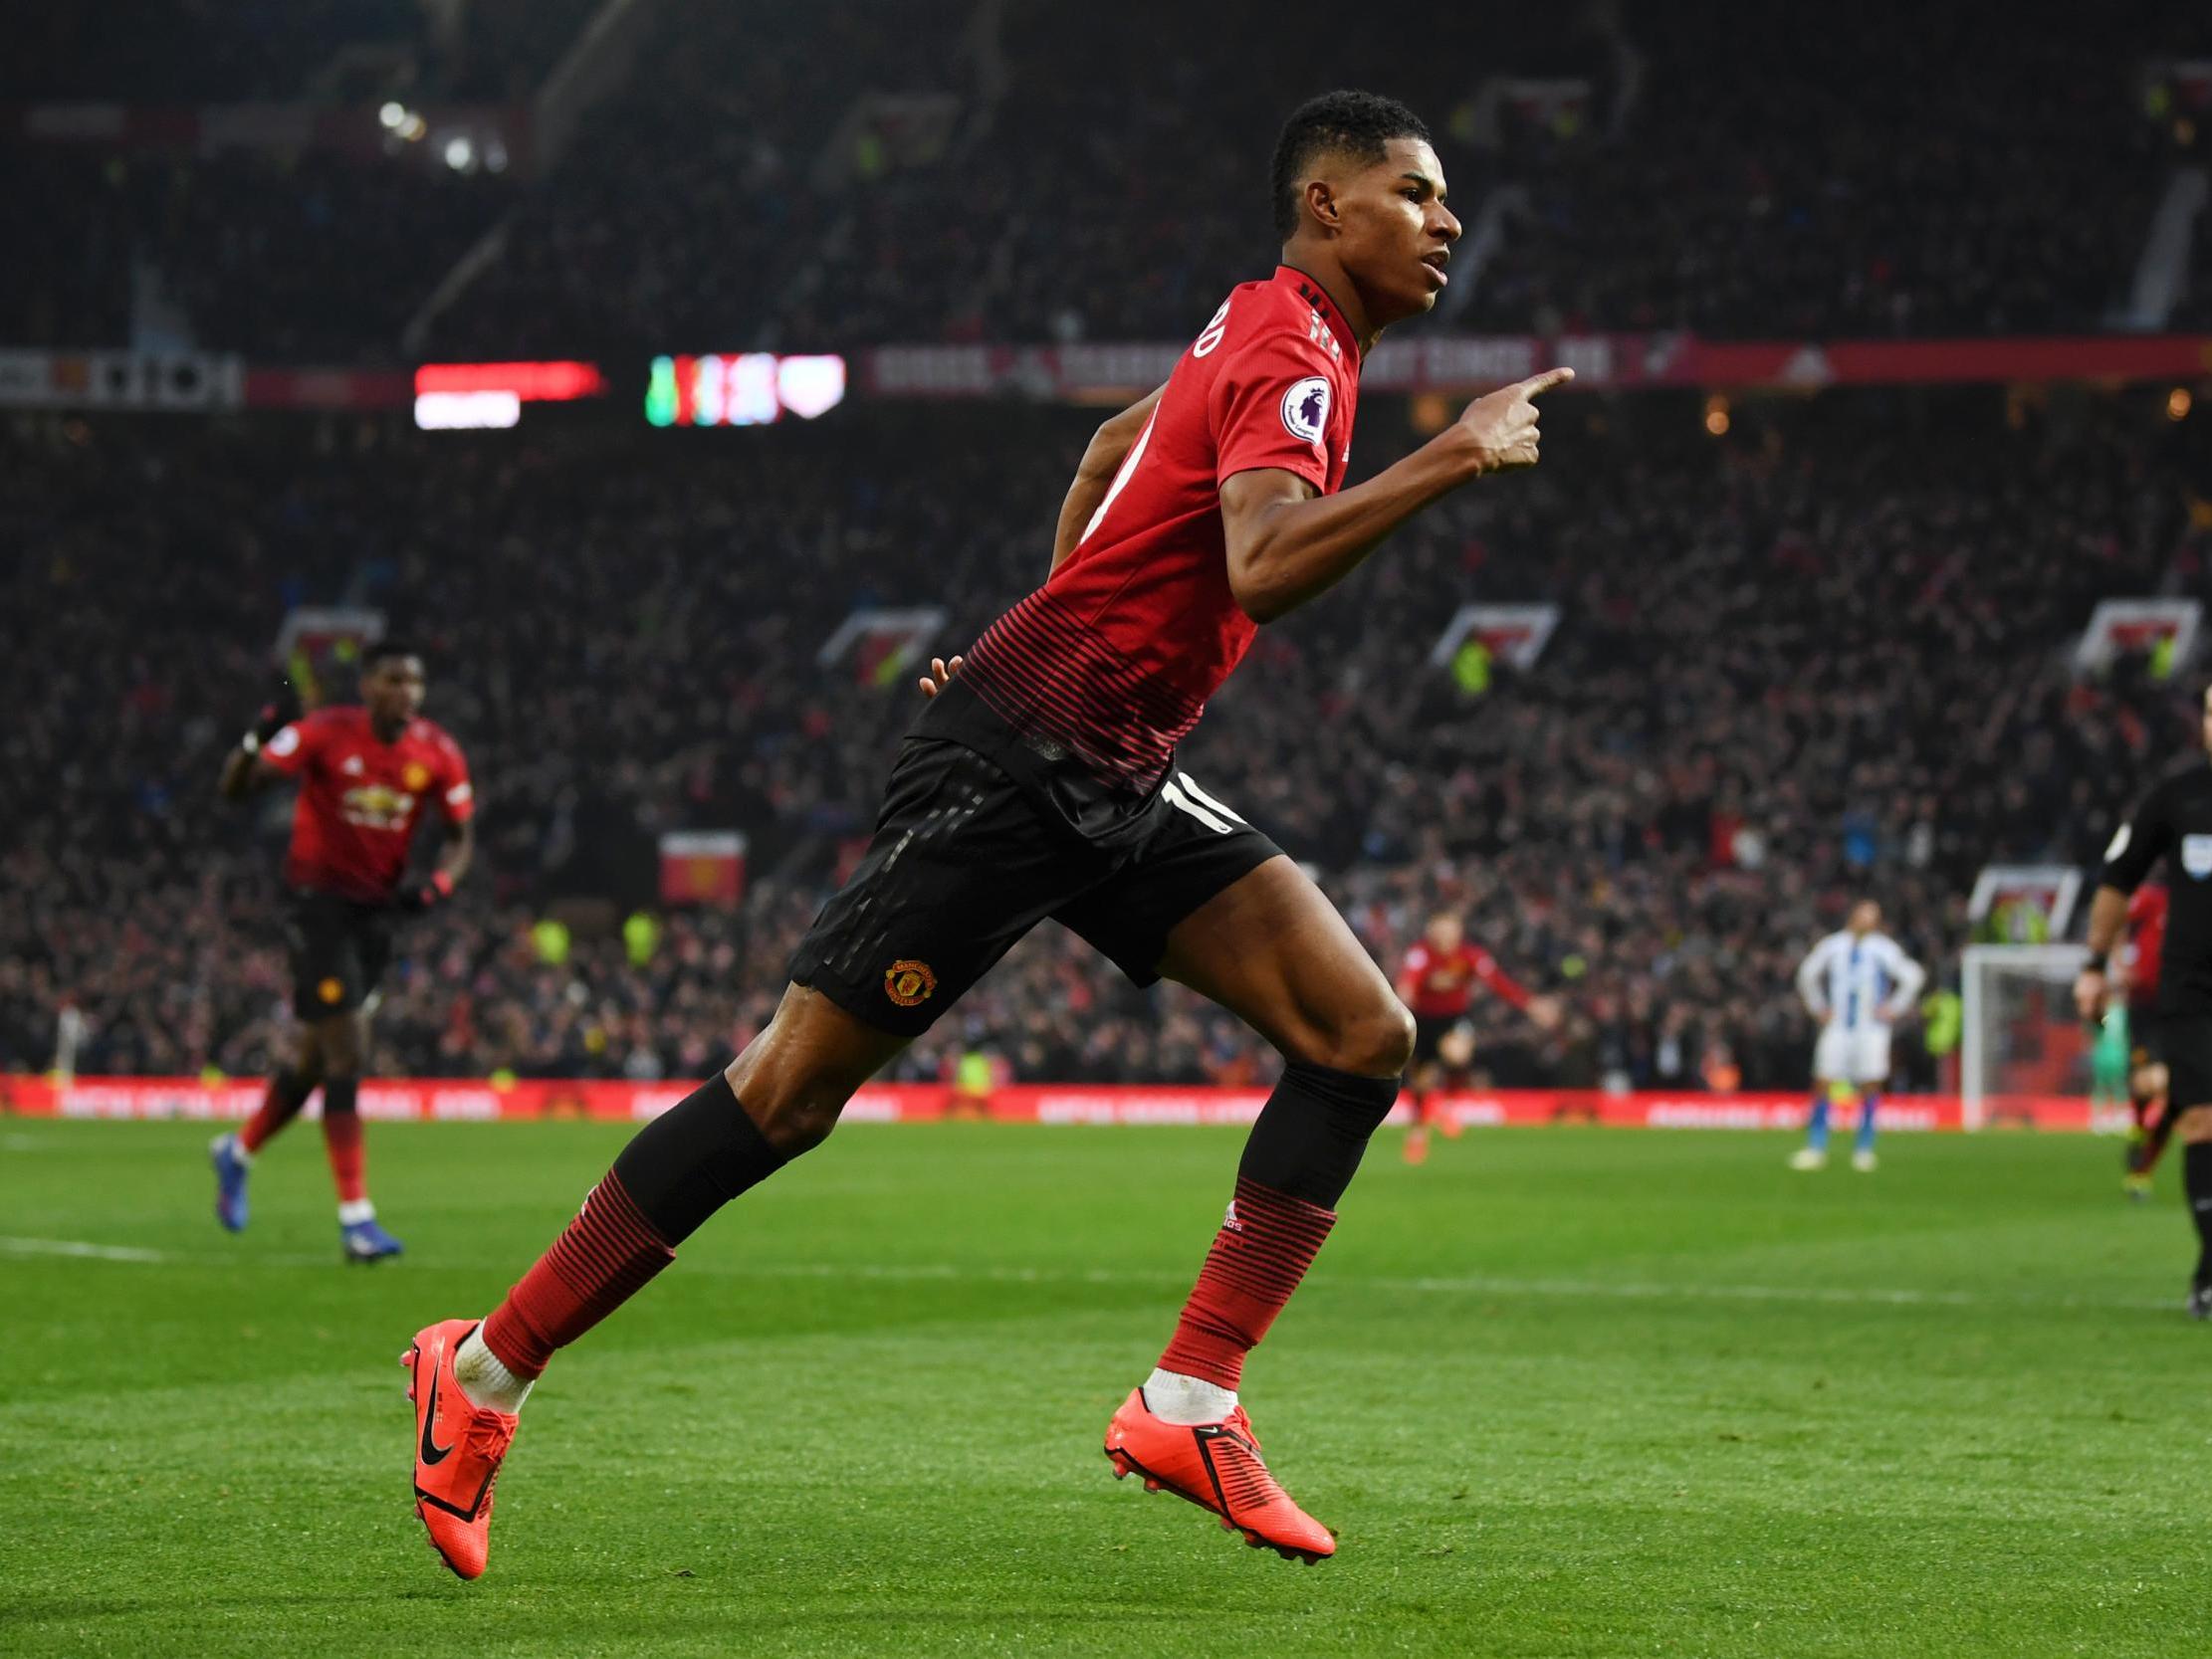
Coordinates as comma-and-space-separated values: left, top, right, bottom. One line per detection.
1222, 1200, 1242, 1233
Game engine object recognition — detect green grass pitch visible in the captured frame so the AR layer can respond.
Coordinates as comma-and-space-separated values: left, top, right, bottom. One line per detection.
3, 1119, 2208, 1657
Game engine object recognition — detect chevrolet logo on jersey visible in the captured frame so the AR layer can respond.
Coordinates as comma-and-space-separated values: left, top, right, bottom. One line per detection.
341, 783, 416, 830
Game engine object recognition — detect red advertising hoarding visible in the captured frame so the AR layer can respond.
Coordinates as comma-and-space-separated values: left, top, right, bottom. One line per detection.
0, 1075, 2110, 1134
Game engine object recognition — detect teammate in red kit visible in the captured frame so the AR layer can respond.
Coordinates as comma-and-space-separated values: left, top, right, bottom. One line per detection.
210, 642, 474, 1261
2121, 883, 2173, 1198
1395, 910, 1559, 1163
399, 90, 1570, 1578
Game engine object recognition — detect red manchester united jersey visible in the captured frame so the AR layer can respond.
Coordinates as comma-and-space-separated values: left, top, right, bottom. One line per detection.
261, 707, 473, 901
1399, 940, 1529, 1019
2124, 884, 2168, 1007
961, 264, 1361, 789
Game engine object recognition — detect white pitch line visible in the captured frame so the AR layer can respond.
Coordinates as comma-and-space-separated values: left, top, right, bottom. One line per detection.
0, 1236, 2178, 1315
0, 1236, 334, 1269
0, 1236, 170, 1264
721, 1260, 2175, 1314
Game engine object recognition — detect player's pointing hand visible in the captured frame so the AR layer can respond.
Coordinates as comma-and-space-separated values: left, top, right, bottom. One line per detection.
1456, 366, 1573, 474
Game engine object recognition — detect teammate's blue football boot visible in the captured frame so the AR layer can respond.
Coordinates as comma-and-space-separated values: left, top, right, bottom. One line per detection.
343, 1216, 407, 1263
210, 1133, 251, 1232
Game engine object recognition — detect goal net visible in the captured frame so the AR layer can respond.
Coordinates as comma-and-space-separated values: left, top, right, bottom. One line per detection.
1960, 943, 2099, 1132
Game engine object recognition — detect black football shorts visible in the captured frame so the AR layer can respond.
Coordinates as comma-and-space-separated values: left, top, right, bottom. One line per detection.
2161, 1013, 2212, 1113
787, 678, 1282, 1038
1412, 1013, 1468, 1068
287, 892, 394, 1019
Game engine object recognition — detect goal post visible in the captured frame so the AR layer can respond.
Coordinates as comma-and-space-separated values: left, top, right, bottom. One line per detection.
1960, 943, 2092, 1132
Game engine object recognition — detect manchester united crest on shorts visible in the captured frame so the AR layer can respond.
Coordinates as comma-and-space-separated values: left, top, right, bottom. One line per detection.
884, 958, 937, 1006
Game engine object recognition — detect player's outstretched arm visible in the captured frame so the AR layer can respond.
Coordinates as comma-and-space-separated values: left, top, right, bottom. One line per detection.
1880, 949, 1928, 1023
1050, 384, 1167, 573
395, 816, 476, 914
2078, 782, 2175, 1017
437, 815, 476, 890
1220, 368, 1570, 623
217, 689, 299, 801
2075, 885, 2131, 1018
217, 745, 255, 801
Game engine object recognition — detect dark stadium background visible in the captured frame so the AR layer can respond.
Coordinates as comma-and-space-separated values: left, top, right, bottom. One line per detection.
16, 7, 2212, 1658
5, 0, 2209, 1109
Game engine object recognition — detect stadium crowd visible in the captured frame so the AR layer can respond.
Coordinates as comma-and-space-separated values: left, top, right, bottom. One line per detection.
1455, 3, 2189, 338
9, 1, 2204, 362
4, 388, 2204, 1092
9, 0, 597, 103
3, 148, 510, 362
436, 0, 2194, 355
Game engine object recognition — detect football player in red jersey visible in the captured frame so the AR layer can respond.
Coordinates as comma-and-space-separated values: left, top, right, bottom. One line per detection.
2121, 883, 2172, 1198
1395, 910, 1560, 1163
399, 91, 1570, 1578
210, 642, 474, 1261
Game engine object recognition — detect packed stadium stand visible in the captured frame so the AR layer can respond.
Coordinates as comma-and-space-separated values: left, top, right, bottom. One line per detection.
10, 0, 2209, 359
5, 0, 2211, 1094
424, 0, 2210, 351
20, 10, 2212, 1651
5, 389, 2204, 1089
9, 0, 598, 102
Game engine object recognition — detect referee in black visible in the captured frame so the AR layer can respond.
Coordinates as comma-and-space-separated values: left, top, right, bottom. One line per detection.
2075, 684, 2212, 1318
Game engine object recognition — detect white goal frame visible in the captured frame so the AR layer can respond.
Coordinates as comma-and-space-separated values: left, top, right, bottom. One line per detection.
1960, 942, 2089, 1132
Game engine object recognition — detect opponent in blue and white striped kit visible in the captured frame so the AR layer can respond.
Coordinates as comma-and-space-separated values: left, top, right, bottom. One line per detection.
1790, 899, 1926, 1171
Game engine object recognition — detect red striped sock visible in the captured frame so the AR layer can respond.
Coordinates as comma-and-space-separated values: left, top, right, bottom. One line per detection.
481, 1172, 675, 1380
240, 1070, 313, 1154
1158, 1176, 1337, 1390
321, 1085, 365, 1204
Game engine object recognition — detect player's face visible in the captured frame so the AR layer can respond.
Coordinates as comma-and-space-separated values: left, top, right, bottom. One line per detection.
1850, 901, 1880, 935
1336, 137, 1460, 326
365, 656, 426, 726
1427, 914, 1462, 951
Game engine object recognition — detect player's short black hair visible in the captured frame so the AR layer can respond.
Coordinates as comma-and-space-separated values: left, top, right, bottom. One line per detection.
1271, 90, 1432, 242
362, 637, 423, 670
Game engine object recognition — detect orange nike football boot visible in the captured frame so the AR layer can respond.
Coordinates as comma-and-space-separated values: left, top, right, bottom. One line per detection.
402, 1318, 519, 1580
1103, 1386, 1335, 1561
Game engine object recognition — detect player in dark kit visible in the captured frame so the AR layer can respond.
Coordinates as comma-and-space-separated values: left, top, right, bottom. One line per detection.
1395, 910, 1558, 1163
400, 91, 1572, 1579
210, 642, 474, 1261
2119, 884, 2172, 1199
2075, 685, 2212, 1314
